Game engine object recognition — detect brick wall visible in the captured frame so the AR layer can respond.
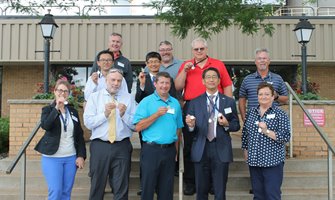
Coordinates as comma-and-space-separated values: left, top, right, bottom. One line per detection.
309, 66, 335, 100
9, 100, 51, 158
2, 65, 44, 117
286, 102, 335, 158
8, 100, 90, 158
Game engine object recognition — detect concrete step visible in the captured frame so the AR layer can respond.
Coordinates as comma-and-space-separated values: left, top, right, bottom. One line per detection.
0, 187, 331, 200
1, 134, 334, 199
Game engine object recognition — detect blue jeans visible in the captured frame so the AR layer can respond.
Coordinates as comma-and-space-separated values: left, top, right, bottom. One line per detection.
41, 155, 77, 200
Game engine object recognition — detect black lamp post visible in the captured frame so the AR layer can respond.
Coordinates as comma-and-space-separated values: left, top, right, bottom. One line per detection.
293, 17, 314, 94
39, 10, 58, 93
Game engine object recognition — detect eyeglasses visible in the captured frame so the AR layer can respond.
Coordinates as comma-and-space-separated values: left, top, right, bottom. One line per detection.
193, 47, 206, 52
147, 60, 161, 64
204, 75, 219, 80
99, 59, 114, 63
159, 48, 173, 52
108, 68, 124, 75
56, 89, 69, 94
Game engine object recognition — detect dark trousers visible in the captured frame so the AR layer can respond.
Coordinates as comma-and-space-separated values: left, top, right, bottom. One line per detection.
249, 162, 284, 200
141, 143, 176, 200
194, 140, 229, 200
89, 139, 132, 200
183, 101, 195, 187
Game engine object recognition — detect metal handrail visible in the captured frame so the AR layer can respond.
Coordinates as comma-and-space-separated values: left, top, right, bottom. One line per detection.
178, 132, 184, 200
5, 120, 41, 200
317, 7, 335, 16
273, 6, 315, 16
4, 5, 81, 16
81, 4, 159, 16
285, 82, 334, 200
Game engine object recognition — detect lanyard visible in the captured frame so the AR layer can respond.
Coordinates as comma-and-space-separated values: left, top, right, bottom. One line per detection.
206, 94, 219, 116
59, 107, 69, 132
193, 56, 208, 68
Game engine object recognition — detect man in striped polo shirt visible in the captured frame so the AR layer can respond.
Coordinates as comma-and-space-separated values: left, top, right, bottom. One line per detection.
239, 48, 288, 122
238, 48, 288, 194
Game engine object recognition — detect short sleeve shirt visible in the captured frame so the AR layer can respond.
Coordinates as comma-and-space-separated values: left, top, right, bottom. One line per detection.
239, 71, 288, 108
178, 56, 232, 101
133, 91, 183, 144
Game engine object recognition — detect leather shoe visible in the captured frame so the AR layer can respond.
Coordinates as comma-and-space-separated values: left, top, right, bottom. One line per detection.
249, 189, 253, 194
137, 190, 142, 195
183, 185, 195, 195
209, 186, 214, 195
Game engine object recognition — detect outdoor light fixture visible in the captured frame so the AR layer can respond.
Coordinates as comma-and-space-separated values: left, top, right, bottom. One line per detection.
293, 17, 314, 94
38, 10, 58, 93
39, 11, 58, 39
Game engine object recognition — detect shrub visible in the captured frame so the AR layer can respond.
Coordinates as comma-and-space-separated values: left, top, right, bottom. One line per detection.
0, 117, 9, 154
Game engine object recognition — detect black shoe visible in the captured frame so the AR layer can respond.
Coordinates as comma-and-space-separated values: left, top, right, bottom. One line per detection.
137, 190, 142, 195
209, 186, 214, 195
249, 189, 253, 194
183, 185, 195, 195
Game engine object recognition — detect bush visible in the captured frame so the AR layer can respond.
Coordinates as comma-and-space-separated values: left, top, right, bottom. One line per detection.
0, 117, 9, 154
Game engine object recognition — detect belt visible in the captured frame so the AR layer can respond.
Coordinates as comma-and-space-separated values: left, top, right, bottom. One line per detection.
92, 137, 129, 144
144, 142, 174, 148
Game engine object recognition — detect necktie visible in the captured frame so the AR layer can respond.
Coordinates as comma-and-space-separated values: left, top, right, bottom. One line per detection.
207, 95, 215, 141
108, 95, 117, 143
152, 76, 156, 83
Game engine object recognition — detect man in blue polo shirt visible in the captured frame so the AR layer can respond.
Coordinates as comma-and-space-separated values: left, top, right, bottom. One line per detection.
133, 72, 183, 200
239, 48, 288, 122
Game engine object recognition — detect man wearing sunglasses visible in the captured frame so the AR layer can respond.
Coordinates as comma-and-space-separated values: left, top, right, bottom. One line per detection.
175, 38, 233, 195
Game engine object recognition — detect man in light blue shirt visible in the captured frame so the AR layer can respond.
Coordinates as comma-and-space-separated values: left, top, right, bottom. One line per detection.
144, 40, 182, 80
84, 69, 136, 200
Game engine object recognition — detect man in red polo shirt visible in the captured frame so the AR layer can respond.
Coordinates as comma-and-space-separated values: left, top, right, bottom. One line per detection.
175, 37, 233, 195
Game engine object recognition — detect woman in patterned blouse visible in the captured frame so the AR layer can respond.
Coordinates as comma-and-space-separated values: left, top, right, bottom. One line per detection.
241, 82, 290, 200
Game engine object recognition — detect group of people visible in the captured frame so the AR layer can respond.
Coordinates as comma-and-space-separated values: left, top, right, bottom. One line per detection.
35, 32, 291, 200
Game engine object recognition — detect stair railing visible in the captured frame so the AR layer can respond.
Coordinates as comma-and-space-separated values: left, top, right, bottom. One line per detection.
285, 82, 334, 200
178, 133, 184, 200
5, 120, 41, 200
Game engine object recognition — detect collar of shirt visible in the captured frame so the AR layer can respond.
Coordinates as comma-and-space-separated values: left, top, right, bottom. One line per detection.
162, 58, 179, 69
205, 91, 219, 99
255, 104, 275, 115
149, 73, 156, 81
254, 71, 272, 80
103, 88, 121, 100
106, 48, 122, 59
153, 90, 172, 104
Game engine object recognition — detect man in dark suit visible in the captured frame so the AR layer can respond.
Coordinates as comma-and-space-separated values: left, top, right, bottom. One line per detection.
135, 51, 177, 103
185, 67, 240, 200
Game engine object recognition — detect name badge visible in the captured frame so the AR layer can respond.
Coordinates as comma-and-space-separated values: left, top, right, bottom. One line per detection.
71, 115, 78, 122
167, 107, 175, 115
224, 107, 232, 114
267, 114, 276, 119
118, 62, 125, 68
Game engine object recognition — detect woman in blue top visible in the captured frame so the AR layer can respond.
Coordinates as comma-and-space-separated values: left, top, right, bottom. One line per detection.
35, 80, 86, 200
241, 82, 290, 200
